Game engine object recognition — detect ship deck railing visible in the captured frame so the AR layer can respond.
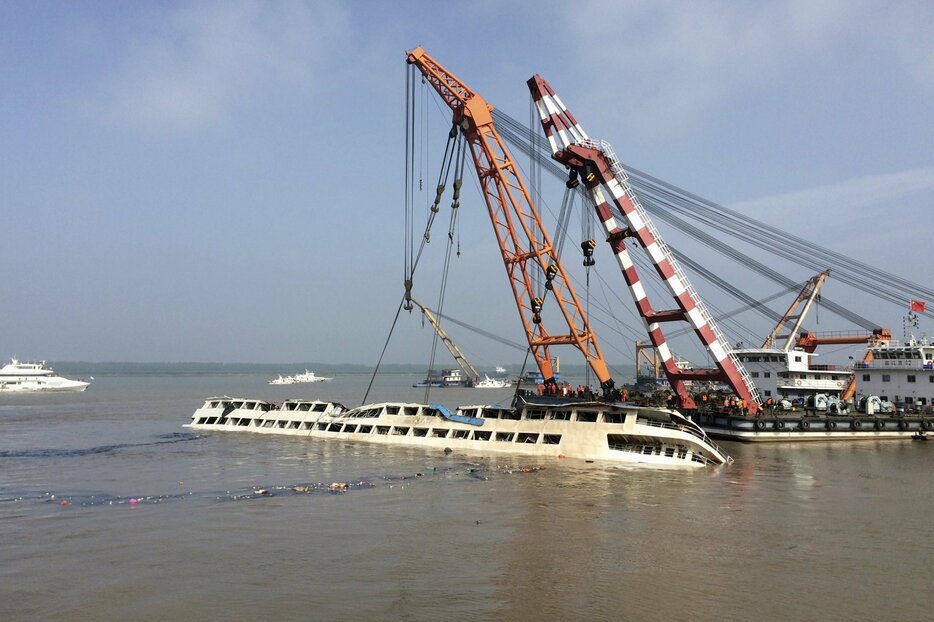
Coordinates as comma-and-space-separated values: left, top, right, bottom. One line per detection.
636, 416, 726, 456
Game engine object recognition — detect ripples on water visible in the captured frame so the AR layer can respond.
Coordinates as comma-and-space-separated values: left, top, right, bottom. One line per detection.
1, 373, 932, 621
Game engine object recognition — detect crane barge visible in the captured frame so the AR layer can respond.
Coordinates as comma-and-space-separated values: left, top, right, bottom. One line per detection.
188, 48, 734, 467
525, 77, 931, 441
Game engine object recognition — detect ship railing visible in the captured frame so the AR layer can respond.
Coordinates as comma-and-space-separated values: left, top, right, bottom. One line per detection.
636, 416, 726, 454
579, 138, 761, 406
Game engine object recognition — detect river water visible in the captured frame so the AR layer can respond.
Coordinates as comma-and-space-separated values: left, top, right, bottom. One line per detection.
1, 371, 932, 621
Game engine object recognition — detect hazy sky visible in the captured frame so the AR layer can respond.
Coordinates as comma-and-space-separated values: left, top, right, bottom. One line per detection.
2, 1, 932, 367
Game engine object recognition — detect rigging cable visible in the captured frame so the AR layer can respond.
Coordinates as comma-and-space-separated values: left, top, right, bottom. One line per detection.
492, 108, 933, 323
365, 69, 459, 404
424, 135, 467, 403
366, 66, 419, 404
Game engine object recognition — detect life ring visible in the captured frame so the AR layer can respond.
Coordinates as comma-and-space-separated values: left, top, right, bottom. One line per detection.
825, 420, 836, 431
874, 419, 885, 431
799, 419, 810, 431
898, 419, 910, 431
795, 379, 801, 386
851, 419, 862, 431
754, 419, 766, 431
922, 419, 932, 431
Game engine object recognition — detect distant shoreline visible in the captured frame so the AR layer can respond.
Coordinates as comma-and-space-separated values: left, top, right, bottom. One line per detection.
46, 361, 637, 377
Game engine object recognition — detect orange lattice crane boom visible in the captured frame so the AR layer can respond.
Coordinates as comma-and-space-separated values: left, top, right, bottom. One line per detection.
405, 47, 614, 392
795, 328, 891, 353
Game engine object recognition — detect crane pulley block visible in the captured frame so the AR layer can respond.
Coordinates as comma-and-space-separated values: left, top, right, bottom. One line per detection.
581, 239, 597, 266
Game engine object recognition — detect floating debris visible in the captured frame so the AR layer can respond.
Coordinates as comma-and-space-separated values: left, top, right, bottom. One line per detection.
7, 459, 548, 511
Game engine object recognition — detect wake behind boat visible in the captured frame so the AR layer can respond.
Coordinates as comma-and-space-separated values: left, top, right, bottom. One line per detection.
269, 370, 332, 385
0, 358, 90, 393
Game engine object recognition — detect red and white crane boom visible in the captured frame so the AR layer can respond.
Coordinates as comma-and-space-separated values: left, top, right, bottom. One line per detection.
527, 75, 761, 413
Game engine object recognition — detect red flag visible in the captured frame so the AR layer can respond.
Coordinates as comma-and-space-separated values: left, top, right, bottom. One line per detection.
911, 299, 925, 313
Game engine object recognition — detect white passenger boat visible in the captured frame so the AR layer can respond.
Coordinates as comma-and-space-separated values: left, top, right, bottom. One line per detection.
269, 370, 332, 385
188, 395, 731, 467
0, 358, 90, 393
475, 375, 512, 389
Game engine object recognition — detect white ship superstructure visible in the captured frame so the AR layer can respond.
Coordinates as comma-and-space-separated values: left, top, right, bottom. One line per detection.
475, 375, 513, 389
189, 396, 730, 467
269, 370, 332, 385
0, 358, 90, 393
855, 336, 934, 413
734, 348, 850, 403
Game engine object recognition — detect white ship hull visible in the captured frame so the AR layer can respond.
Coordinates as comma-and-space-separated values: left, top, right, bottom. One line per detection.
188, 397, 730, 467
474, 375, 512, 389
0, 359, 90, 393
0, 377, 89, 392
269, 370, 332, 385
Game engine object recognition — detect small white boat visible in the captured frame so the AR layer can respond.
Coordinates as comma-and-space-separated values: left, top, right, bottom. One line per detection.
494, 366, 507, 374
475, 375, 513, 389
269, 370, 332, 385
0, 358, 90, 393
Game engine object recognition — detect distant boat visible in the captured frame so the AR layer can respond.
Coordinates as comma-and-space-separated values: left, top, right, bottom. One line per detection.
413, 368, 471, 388
0, 358, 90, 393
494, 366, 507, 374
269, 370, 332, 385
475, 375, 512, 389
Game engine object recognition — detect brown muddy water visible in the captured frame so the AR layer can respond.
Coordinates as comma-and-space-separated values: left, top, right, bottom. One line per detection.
1, 371, 932, 621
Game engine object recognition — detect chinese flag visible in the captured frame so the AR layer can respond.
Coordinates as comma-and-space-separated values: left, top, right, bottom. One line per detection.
911, 299, 926, 313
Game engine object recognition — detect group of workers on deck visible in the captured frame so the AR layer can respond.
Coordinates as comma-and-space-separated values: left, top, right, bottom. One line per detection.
535, 382, 594, 400
527, 382, 773, 414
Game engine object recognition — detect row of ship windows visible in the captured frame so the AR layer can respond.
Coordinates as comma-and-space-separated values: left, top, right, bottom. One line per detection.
196, 417, 563, 444
773, 373, 843, 380
208, 401, 333, 413
874, 352, 932, 360
862, 374, 934, 383
738, 356, 794, 363
194, 418, 708, 459
207, 408, 620, 423
606, 437, 708, 464
732, 372, 847, 382
338, 408, 607, 422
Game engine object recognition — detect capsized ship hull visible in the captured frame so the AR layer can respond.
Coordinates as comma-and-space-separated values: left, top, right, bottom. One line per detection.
188, 395, 730, 467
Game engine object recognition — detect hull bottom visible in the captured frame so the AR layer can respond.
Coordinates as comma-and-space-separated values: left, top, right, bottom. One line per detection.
696, 411, 931, 442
